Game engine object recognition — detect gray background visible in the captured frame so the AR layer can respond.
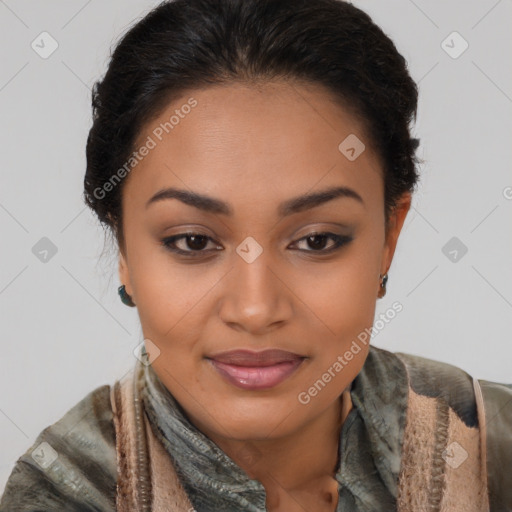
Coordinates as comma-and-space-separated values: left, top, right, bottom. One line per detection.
1, 0, 511, 494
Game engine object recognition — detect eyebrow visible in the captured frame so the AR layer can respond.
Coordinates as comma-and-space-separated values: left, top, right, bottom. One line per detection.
145, 185, 364, 217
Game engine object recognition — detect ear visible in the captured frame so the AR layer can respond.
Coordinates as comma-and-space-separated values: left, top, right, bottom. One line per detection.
380, 192, 412, 280
118, 248, 134, 298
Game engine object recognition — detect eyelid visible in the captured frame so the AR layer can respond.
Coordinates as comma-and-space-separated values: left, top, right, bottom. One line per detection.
290, 232, 353, 253
161, 232, 221, 256
161, 230, 353, 257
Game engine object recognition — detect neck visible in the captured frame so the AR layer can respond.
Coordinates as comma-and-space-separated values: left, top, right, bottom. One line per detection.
207, 390, 352, 507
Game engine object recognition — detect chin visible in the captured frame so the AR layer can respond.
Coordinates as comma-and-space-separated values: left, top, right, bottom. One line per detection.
205, 402, 305, 440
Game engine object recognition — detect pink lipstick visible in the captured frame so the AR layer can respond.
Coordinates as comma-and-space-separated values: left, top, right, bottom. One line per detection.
207, 349, 306, 390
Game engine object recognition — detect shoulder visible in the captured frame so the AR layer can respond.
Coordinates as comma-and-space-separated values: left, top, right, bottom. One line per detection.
383, 347, 512, 511
392, 349, 479, 426
0, 384, 117, 512
478, 378, 512, 510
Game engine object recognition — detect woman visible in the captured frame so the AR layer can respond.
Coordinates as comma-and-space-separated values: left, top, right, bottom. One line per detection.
1, 0, 511, 510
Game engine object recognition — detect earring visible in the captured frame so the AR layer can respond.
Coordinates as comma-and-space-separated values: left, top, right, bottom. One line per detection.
378, 273, 388, 298
118, 285, 136, 307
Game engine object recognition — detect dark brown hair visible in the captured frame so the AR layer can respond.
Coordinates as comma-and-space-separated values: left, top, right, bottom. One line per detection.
84, 0, 420, 253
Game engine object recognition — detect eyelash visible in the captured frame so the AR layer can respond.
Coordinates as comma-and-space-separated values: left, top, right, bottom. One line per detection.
160, 231, 353, 257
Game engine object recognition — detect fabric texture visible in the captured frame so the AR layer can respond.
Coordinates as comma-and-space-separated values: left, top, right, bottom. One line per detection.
1, 345, 511, 511
0, 384, 117, 512
111, 361, 195, 512
395, 362, 489, 511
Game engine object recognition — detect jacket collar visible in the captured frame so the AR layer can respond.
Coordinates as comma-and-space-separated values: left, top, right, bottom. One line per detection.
140, 344, 408, 512
335, 345, 408, 510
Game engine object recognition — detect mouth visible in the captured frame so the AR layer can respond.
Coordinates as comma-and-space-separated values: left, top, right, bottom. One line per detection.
206, 349, 307, 390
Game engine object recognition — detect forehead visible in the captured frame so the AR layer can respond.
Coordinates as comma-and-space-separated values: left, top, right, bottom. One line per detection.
123, 81, 384, 214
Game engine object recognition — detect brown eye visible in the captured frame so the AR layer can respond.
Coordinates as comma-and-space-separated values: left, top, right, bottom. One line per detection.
293, 232, 353, 253
306, 234, 330, 250
184, 234, 209, 250
161, 233, 221, 256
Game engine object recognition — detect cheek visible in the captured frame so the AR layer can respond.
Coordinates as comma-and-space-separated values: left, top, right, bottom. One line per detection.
127, 234, 215, 337
295, 250, 380, 339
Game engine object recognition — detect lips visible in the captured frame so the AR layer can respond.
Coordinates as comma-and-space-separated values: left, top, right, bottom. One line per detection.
206, 349, 306, 390
208, 349, 305, 366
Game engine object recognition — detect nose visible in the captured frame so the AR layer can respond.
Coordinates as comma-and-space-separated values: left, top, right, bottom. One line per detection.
218, 245, 294, 335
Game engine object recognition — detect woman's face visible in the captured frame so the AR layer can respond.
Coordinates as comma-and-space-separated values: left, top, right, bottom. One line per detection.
119, 80, 409, 443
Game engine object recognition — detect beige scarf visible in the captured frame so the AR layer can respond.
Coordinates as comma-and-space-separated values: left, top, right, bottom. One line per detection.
110, 362, 489, 511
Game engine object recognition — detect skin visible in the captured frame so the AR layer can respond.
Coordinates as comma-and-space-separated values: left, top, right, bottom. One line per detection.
118, 80, 410, 511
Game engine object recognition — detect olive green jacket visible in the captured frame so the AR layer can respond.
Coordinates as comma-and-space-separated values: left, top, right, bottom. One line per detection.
1, 346, 511, 511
